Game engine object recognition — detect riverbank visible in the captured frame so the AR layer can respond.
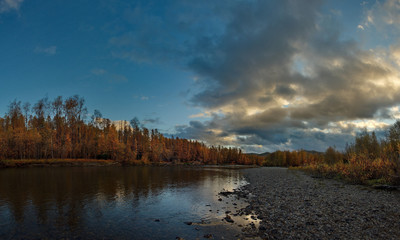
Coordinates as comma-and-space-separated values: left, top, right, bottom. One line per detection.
0, 159, 253, 168
296, 162, 400, 187
0, 159, 119, 168
235, 167, 400, 239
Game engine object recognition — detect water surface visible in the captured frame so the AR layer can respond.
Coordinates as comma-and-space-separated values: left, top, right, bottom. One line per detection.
0, 166, 250, 239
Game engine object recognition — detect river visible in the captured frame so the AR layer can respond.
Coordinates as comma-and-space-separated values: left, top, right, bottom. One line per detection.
0, 166, 254, 239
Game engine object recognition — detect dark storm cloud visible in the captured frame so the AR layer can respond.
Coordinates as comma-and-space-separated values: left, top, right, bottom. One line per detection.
176, 0, 400, 151
110, 0, 400, 152
275, 85, 297, 97
189, 0, 322, 108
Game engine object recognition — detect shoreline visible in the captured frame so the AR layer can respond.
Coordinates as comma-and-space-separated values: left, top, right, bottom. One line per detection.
2, 159, 398, 189
233, 167, 400, 239
0, 159, 119, 168
0, 159, 260, 169
3, 161, 400, 238
2, 163, 399, 238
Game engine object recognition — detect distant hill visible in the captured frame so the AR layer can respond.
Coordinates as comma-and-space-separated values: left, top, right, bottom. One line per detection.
246, 150, 323, 157
245, 152, 270, 157
303, 150, 323, 155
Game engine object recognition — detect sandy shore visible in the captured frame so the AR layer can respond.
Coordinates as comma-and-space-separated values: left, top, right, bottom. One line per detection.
235, 167, 400, 239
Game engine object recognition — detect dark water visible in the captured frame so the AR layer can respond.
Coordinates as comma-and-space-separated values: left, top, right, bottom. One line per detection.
0, 166, 252, 239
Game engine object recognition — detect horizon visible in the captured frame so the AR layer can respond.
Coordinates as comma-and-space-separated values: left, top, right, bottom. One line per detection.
2, 0, 400, 153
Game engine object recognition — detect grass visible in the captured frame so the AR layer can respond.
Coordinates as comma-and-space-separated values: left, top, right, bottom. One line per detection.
296, 158, 400, 186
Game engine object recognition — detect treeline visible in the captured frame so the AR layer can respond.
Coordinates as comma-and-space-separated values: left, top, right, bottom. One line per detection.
264, 123, 400, 185
0, 95, 264, 165
263, 150, 324, 167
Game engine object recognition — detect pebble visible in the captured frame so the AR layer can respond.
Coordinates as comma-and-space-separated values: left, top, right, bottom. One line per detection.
224, 215, 234, 223
233, 167, 400, 239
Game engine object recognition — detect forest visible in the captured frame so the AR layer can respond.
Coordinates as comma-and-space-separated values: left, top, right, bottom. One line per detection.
0, 95, 264, 165
263, 125, 400, 185
1, 95, 399, 185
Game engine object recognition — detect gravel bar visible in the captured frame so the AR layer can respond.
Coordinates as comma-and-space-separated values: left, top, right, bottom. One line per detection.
237, 167, 400, 239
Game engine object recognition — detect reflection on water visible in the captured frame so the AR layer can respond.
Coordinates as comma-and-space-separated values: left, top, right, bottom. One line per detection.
0, 166, 250, 239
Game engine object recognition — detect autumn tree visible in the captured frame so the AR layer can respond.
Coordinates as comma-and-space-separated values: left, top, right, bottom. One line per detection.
0, 95, 256, 165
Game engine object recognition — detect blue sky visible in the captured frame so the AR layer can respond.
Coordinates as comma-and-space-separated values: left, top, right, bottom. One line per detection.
2, 0, 400, 152
0, 0, 204, 132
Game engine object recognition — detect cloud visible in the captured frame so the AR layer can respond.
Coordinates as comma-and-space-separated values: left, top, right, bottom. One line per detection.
143, 117, 161, 125
112, 120, 131, 131
189, 112, 211, 119
181, 0, 400, 152
34, 46, 57, 56
109, 0, 400, 152
363, 0, 400, 33
389, 42, 400, 67
0, 0, 23, 13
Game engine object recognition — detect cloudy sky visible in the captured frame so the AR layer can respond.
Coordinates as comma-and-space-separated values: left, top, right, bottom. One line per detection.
1, 0, 400, 152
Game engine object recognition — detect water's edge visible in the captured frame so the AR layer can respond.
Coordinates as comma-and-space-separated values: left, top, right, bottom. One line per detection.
0, 165, 261, 239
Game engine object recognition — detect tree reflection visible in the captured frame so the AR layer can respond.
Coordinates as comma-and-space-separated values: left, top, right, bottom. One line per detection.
0, 166, 242, 238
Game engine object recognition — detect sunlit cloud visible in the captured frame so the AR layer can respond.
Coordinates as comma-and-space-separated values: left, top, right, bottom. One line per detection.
103, 0, 400, 152
172, 0, 400, 152
112, 120, 131, 131
388, 106, 400, 119
189, 112, 209, 118
336, 120, 390, 132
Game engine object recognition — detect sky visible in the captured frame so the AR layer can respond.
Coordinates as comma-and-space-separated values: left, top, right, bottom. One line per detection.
1, 0, 400, 153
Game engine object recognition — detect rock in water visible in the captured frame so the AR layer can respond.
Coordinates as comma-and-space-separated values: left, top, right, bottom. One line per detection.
224, 215, 234, 223
373, 185, 398, 191
219, 191, 234, 197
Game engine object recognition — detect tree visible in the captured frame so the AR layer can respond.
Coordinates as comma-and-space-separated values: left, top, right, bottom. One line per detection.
0, 95, 256, 165
325, 146, 341, 165
387, 120, 400, 156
